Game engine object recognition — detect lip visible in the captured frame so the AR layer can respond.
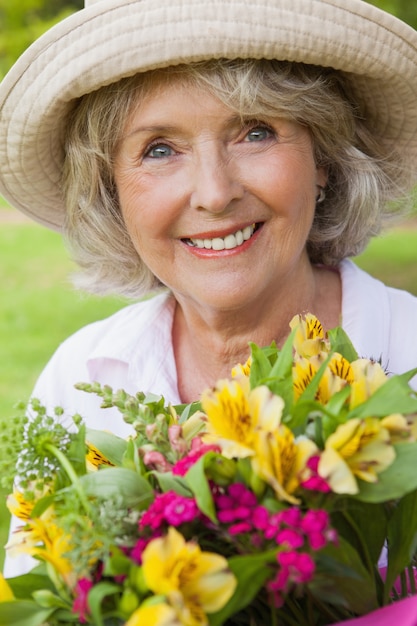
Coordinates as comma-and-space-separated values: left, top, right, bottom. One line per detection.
180, 221, 260, 241
181, 221, 263, 256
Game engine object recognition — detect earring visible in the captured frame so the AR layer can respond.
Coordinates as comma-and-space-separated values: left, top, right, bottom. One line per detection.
316, 186, 326, 204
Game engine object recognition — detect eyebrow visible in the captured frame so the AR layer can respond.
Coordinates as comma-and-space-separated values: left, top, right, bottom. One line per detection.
123, 124, 180, 141
122, 113, 250, 142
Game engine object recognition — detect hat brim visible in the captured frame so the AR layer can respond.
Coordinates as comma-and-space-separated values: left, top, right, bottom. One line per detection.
1, 0, 417, 230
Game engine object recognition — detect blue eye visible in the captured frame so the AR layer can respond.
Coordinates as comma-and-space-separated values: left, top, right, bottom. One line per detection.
245, 126, 272, 142
145, 143, 173, 158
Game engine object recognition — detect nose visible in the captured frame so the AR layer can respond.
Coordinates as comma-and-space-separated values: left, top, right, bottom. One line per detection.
189, 146, 244, 214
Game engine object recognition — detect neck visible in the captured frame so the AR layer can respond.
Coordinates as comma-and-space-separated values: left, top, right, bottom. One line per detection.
172, 264, 341, 403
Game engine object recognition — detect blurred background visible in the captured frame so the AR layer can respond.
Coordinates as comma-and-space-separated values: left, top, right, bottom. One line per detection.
1, 0, 417, 571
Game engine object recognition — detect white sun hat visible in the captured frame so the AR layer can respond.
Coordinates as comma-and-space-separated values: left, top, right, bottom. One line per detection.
1, 0, 417, 230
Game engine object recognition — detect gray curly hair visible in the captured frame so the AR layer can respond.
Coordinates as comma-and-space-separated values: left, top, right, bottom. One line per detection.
63, 59, 411, 298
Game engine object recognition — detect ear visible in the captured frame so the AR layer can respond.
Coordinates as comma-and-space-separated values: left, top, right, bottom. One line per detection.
316, 166, 328, 189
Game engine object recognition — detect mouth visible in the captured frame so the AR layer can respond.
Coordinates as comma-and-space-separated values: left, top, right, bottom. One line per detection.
182, 223, 262, 251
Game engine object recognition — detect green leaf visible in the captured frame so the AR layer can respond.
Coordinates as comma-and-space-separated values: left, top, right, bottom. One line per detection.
185, 452, 217, 522
331, 500, 388, 569
7, 571, 56, 599
0, 601, 55, 626
86, 428, 128, 465
122, 438, 144, 474
151, 471, 192, 496
348, 369, 417, 420
249, 342, 276, 387
328, 326, 358, 362
80, 467, 154, 509
209, 551, 277, 626
178, 401, 202, 423
355, 442, 417, 502
385, 489, 417, 600
309, 536, 379, 614
88, 581, 121, 626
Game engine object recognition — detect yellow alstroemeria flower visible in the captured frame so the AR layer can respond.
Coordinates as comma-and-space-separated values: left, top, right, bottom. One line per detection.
7, 508, 74, 575
0, 573, 14, 602
142, 527, 236, 626
349, 359, 388, 409
6, 500, 91, 589
318, 417, 396, 494
126, 602, 181, 626
201, 378, 284, 458
6, 489, 35, 521
293, 352, 354, 403
180, 410, 208, 441
231, 355, 252, 378
290, 313, 330, 359
252, 427, 318, 503
381, 413, 416, 443
86, 443, 115, 471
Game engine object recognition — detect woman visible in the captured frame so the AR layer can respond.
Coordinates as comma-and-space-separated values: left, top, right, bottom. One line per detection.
2, 0, 417, 575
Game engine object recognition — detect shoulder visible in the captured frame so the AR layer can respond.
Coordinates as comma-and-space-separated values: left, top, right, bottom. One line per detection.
52, 291, 174, 356
30, 292, 176, 420
340, 258, 417, 319
340, 259, 417, 376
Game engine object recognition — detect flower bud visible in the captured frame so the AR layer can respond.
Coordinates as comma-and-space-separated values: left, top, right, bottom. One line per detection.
206, 455, 236, 486
32, 589, 65, 608
119, 588, 139, 616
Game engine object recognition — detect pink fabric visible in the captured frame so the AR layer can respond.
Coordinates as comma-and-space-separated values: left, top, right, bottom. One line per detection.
330, 596, 417, 625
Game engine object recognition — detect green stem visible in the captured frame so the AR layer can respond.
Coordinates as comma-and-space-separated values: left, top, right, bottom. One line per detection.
284, 595, 310, 626
409, 565, 417, 595
45, 443, 91, 514
306, 589, 344, 624
339, 512, 374, 575
400, 570, 408, 598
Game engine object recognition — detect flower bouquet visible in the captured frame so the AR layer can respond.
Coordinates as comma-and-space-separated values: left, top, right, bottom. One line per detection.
1, 314, 417, 625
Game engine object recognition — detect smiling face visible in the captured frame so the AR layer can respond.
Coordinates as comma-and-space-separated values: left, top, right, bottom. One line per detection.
114, 76, 326, 314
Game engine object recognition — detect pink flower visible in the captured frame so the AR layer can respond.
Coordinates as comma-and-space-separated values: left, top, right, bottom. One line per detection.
142, 450, 172, 472
228, 483, 257, 507
72, 578, 93, 624
292, 552, 316, 583
164, 494, 199, 526
275, 550, 316, 588
172, 442, 221, 476
276, 528, 304, 549
215, 483, 258, 525
300, 510, 337, 550
139, 491, 199, 532
228, 521, 253, 535
130, 537, 153, 564
277, 507, 302, 528
301, 455, 331, 493
251, 505, 270, 530
301, 510, 329, 534
168, 425, 188, 455
264, 512, 283, 540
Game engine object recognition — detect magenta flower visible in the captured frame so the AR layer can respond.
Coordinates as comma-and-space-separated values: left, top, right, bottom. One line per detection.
72, 578, 93, 624
164, 494, 199, 526
172, 442, 221, 476
251, 505, 270, 530
139, 491, 199, 532
130, 536, 153, 564
276, 528, 304, 549
228, 521, 253, 535
301, 455, 331, 493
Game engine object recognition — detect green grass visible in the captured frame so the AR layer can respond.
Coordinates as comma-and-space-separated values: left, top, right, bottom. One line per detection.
0, 208, 125, 574
355, 224, 417, 295
1, 205, 417, 574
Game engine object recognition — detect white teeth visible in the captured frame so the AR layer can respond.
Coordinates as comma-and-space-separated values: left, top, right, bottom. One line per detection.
188, 224, 256, 250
